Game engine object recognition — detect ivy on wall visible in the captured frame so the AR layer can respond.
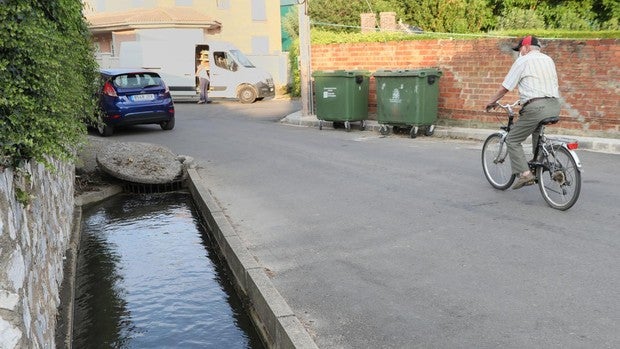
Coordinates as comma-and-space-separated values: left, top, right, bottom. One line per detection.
0, 0, 98, 169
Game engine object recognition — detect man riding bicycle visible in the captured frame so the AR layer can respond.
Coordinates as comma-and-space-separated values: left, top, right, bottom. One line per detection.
486, 36, 561, 189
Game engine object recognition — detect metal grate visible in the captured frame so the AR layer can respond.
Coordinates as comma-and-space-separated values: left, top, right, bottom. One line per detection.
121, 179, 186, 194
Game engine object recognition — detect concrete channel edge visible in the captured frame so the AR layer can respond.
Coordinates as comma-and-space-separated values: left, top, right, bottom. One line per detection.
187, 168, 319, 349
281, 114, 620, 155
59, 184, 124, 349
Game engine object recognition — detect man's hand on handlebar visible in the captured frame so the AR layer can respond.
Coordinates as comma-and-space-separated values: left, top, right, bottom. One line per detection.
485, 102, 498, 112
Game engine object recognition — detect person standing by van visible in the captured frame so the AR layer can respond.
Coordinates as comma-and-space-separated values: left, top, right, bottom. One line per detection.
195, 55, 210, 104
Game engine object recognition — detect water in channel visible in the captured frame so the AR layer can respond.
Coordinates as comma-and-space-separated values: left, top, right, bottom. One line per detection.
73, 192, 264, 348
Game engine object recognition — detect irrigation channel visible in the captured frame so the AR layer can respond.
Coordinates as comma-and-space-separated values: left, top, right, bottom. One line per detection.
72, 191, 264, 348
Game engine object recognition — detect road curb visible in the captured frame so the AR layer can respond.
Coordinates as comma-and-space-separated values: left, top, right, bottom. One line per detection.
187, 168, 319, 349
281, 113, 620, 154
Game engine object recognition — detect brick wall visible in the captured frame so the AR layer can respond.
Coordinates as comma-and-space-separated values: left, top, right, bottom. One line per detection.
311, 38, 620, 135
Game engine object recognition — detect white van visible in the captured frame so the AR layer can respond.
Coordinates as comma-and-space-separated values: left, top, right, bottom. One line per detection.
192, 41, 275, 103
118, 34, 275, 103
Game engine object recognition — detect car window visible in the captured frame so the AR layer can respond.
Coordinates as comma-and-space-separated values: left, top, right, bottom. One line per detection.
112, 73, 162, 88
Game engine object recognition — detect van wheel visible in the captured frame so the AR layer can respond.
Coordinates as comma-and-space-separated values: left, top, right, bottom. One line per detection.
238, 86, 257, 104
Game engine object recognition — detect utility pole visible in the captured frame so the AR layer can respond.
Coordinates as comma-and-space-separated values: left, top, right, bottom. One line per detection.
298, 0, 312, 117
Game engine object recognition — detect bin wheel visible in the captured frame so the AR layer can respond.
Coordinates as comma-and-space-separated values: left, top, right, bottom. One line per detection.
345, 121, 351, 132
410, 126, 419, 139
424, 125, 435, 136
379, 125, 390, 136
319, 120, 323, 130
360, 120, 366, 131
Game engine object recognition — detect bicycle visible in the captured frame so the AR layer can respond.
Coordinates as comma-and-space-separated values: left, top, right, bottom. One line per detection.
481, 100, 582, 210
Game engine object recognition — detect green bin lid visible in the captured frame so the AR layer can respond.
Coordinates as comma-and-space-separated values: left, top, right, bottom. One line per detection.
373, 68, 442, 77
312, 70, 371, 77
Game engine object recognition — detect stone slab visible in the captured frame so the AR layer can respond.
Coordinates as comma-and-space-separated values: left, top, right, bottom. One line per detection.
96, 142, 182, 184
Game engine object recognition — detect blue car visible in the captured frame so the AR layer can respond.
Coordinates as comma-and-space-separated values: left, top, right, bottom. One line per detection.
96, 68, 175, 136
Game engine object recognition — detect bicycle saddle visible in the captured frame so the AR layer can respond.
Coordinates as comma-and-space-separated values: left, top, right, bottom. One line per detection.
540, 117, 559, 125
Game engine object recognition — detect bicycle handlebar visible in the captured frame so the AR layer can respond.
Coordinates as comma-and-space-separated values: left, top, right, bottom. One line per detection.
486, 100, 520, 115
495, 100, 520, 110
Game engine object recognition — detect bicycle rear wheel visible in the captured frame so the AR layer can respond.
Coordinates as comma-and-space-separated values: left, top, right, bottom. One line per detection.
482, 133, 516, 190
537, 145, 581, 210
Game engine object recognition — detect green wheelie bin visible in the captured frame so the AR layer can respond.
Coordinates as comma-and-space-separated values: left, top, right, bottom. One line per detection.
312, 70, 371, 132
373, 68, 442, 138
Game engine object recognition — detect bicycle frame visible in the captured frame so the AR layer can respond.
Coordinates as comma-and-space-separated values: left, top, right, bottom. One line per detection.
492, 100, 582, 172
531, 128, 582, 173
482, 100, 583, 210
490, 102, 516, 165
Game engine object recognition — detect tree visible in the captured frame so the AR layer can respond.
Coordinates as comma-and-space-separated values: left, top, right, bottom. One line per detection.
308, 0, 494, 33
497, 8, 546, 29
396, 0, 494, 33
492, 0, 619, 30
308, 0, 406, 32
594, 0, 620, 29
306, 0, 618, 33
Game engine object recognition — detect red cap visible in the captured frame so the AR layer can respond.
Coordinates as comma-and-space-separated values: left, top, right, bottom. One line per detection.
512, 36, 541, 51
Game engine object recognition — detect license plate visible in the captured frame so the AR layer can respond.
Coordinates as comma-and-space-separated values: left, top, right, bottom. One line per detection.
131, 94, 155, 102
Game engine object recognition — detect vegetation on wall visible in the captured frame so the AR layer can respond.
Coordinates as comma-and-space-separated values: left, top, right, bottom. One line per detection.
306, 0, 619, 33
0, 0, 98, 170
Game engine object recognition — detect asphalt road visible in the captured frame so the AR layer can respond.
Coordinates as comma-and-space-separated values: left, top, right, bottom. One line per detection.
104, 99, 620, 348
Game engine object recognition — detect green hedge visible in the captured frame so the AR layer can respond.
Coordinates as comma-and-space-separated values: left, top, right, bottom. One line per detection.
0, 0, 98, 169
311, 28, 620, 45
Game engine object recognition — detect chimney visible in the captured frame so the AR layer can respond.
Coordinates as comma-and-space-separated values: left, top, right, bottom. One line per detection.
379, 12, 397, 32
360, 13, 376, 33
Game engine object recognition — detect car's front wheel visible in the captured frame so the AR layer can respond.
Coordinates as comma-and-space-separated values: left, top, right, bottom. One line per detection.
160, 117, 175, 131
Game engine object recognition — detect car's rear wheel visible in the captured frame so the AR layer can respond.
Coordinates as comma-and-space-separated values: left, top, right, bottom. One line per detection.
160, 117, 175, 131
97, 117, 113, 137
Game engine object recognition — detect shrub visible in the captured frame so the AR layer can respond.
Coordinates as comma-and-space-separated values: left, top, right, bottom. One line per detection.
0, 0, 98, 169
497, 8, 546, 30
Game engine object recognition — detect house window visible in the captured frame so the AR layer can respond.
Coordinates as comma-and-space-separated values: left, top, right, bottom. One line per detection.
251, 0, 266, 21
175, 0, 192, 5
251, 36, 269, 55
217, 0, 230, 9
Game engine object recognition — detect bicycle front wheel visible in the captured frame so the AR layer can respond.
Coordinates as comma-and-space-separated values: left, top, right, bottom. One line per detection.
481, 133, 515, 190
537, 145, 581, 210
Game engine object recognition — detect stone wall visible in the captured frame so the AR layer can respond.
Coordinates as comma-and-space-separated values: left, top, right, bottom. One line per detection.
0, 160, 74, 348
311, 38, 620, 136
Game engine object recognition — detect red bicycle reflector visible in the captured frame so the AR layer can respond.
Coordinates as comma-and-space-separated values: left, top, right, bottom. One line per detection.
110, 114, 121, 120
567, 142, 578, 150
103, 81, 118, 97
